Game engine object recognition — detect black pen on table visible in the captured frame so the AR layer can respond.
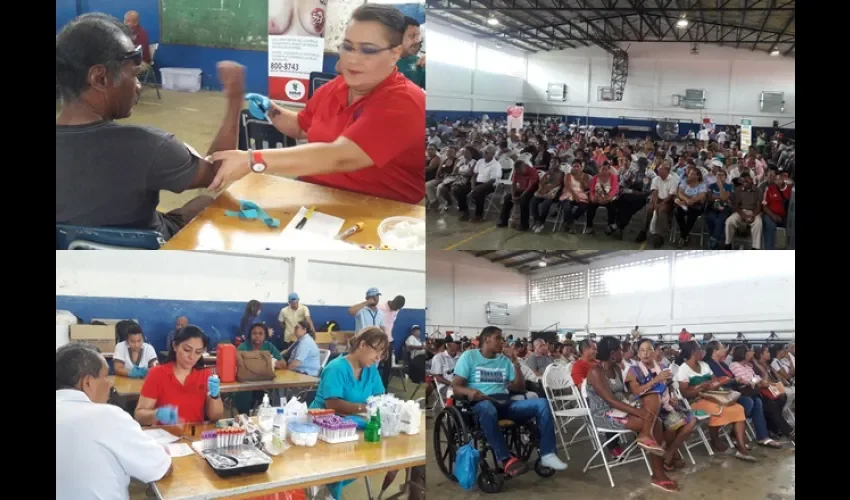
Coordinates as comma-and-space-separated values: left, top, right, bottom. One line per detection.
295, 206, 316, 230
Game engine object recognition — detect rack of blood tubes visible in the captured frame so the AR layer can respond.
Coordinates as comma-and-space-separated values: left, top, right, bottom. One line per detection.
313, 414, 359, 443
202, 428, 247, 450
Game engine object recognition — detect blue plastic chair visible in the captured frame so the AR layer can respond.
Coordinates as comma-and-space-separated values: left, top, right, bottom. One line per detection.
56, 224, 166, 250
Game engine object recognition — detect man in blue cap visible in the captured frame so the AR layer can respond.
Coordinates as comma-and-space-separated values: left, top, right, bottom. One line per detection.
349, 287, 388, 386
278, 292, 315, 344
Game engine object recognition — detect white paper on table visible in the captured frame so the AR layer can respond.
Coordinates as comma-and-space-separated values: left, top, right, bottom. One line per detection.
282, 206, 345, 238
273, 226, 361, 251
143, 429, 181, 444
165, 443, 195, 457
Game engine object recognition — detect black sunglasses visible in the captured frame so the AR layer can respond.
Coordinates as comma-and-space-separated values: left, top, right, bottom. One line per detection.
119, 45, 143, 66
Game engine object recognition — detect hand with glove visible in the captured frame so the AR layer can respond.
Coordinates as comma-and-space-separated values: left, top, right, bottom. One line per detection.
155, 405, 179, 425
128, 365, 149, 378
245, 93, 272, 120
208, 375, 221, 398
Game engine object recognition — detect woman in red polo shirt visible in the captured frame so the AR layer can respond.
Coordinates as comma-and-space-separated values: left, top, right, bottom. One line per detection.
208, 4, 425, 205
135, 326, 224, 425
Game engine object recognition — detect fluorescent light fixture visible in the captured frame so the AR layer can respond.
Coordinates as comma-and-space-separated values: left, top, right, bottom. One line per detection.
770, 49, 780, 56
676, 19, 688, 28
487, 17, 499, 26
538, 260, 547, 267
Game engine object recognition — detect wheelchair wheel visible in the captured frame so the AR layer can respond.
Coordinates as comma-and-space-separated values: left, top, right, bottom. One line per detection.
433, 406, 469, 481
534, 457, 556, 478
477, 469, 505, 493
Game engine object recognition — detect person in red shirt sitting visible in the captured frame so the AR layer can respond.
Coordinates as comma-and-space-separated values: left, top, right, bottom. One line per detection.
761, 168, 792, 250
497, 160, 538, 231
123, 11, 151, 70
210, 4, 425, 205
570, 339, 598, 386
135, 326, 224, 426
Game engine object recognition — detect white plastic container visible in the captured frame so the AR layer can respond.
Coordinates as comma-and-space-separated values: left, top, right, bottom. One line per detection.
377, 216, 425, 250
160, 67, 203, 92
288, 422, 319, 447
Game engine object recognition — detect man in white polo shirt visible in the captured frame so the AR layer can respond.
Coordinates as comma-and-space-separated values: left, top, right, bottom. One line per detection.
457, 145, 502, 222
57, 343, 171, 500
636, 161, 680, 248
279, 292, 315, 343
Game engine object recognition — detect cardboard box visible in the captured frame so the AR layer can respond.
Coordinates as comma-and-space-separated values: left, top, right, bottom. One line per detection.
70, 324, 116, 354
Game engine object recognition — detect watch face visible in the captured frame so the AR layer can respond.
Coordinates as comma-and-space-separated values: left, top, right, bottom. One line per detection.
251, 163, 265, 173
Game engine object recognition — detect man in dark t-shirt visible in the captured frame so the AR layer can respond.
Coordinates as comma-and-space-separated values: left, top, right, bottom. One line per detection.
56, 14, 245, 239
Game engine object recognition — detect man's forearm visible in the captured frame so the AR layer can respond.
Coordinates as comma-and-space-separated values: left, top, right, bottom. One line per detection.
206, 94, 243, 156
267, 102, 307, 140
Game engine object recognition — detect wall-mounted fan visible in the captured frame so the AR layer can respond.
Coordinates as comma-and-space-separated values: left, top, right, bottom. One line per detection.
656, 121, 679, 140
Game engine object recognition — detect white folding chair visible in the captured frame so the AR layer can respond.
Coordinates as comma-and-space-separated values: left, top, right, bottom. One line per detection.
318, 349, 330, 370
671, 381, 715, 463
542, 363, 588, 460
578, 379, 652, 488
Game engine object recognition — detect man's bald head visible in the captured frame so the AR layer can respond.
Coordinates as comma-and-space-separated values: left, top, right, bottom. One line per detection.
124, 11, 140, 28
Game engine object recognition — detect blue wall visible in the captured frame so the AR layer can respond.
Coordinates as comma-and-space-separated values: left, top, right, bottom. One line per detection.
56, 296, 425, 357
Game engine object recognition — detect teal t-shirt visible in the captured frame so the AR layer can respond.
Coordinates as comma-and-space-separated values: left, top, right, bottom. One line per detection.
453, 349, 515, 396
310, 355, 385, 409
396, 55, 425, 89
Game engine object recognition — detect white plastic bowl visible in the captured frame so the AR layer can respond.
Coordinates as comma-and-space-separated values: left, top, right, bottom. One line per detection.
377, 216, 426, 250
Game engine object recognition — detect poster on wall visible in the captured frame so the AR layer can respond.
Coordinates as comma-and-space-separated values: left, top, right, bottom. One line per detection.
740, 118, 752, 149
268, 0, 328, 106
507, 105, 524, 132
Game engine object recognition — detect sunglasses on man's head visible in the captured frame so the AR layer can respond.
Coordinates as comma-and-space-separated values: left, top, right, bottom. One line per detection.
120, 45, 143, 66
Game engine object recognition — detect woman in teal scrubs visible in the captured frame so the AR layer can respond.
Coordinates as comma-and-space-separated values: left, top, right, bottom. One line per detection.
310, 326, 389, 500
310, 326, 388, 412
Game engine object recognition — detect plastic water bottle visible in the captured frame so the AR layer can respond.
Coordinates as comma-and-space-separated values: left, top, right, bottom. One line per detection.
272, 408, 287, 444
258, 394, 274, 432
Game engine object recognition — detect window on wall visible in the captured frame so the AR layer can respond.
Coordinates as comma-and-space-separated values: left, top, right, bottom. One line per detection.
672, 251, 795, 288
427, 30, 475, 69
476, 45, 526, 78
529, 272, 587, 303
589, 257, 670, 297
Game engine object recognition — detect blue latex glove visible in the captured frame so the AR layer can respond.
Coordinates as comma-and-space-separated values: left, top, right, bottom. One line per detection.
208, 375, 221, 398
156, 405, 179, 425
343, 415, 367, 430
245, 93, 271, 120
129, 365, 148, 378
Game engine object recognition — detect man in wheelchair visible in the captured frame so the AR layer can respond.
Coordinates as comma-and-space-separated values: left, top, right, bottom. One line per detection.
452, 326, 567, 477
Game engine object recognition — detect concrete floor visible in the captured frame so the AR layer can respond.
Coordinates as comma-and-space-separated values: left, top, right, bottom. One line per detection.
128, 376, 420, 500
425, 417, 795, 500
426, 206, 789, 251
427, 206, 661, 251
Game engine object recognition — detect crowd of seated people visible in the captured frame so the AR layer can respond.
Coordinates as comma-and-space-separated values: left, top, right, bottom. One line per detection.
422, 326, 795, 494
425, 116, 794, 249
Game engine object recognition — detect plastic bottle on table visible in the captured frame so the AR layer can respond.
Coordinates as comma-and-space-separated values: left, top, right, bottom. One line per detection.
258, 393, 274, 432
273, 408, 286, 440
365, 408, 382, 443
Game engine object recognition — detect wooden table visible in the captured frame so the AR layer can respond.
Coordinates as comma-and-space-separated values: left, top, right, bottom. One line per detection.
110, 369, 319, 397
153, 415, 426, 500
161, 175, 424, 251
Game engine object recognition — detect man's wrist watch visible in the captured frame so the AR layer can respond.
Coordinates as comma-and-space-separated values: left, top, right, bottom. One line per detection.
250, 149, 267, 173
